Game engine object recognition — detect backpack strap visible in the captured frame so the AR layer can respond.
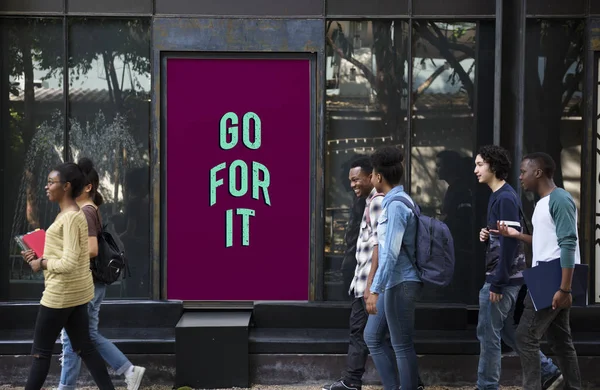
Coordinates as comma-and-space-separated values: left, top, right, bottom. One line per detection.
396, 196, 420, 217
393, 197, 421, 274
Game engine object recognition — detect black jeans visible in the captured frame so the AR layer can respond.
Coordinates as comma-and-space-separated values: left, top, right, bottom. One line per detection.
516, 293, 581, 390
25, 303, 114, 390
343, 297, 369, 385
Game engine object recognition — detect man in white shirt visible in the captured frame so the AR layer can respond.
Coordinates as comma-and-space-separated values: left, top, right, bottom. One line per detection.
496, 152, 581, 390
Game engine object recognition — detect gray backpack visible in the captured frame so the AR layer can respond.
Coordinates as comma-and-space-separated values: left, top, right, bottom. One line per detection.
397, 197, 455, 287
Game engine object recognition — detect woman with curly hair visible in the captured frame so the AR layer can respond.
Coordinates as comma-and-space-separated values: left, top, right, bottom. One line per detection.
363, 146, 423, 390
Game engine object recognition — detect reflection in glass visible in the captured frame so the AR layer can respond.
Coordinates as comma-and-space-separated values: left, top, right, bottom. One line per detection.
524, 20, 584, 211
411, 22, 478, 303
68, 18, 151, 298
325, 20, 410, 300
1, 18, 64, 299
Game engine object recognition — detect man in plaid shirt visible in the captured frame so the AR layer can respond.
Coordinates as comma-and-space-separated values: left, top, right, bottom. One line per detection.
323, 156, 383, 390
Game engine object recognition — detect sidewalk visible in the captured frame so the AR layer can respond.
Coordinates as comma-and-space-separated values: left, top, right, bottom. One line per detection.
1, 386, 522, 390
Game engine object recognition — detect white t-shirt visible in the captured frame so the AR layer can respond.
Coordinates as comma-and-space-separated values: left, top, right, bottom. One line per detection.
531, 188, 580, 268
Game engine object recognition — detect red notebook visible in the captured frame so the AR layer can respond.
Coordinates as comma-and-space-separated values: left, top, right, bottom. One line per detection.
22, 229, 46, 258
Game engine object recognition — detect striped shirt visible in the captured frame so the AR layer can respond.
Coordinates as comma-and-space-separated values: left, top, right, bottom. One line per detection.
349, 188, 383, 298
41, 210, 94, 309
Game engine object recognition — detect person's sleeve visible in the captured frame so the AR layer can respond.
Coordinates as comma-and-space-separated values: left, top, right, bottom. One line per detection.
368, 196, 383, 247
370, 202, 409, 294
46, 213, 84, 274
490, 195, 520, 294
549, 190, 577, 269
81, 206, 98, 237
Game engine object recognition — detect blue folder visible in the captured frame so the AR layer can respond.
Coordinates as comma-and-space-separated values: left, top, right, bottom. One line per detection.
522, 258, 588, 311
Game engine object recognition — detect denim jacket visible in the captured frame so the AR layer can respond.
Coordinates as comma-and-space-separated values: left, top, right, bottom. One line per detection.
370, 186, 421, 294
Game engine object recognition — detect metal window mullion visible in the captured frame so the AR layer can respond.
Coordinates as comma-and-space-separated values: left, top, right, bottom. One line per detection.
493, 0, 503, 145
405, 17, 413, 195
62, 15, 69, 161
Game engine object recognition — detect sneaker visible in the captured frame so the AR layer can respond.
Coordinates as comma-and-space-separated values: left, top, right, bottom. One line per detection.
543, 372, 564, 390
125, 365, 146, 390
322, 379, 361, 390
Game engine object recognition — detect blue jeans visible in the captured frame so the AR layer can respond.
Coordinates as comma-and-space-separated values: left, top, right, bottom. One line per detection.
365, 282, 422, 390
59, 283, 132, 390
477, 283, 559, 390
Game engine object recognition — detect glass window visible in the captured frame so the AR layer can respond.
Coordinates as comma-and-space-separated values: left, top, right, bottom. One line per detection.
68, 18, 151, 298
323, 20, 488, 303
523, 19, 584, 213
1, 18, 64, 300
410, 21, 479, 303
324, 20, 410, 300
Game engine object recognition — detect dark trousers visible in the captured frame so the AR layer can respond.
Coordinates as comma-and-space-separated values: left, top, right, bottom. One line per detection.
341, 256, 358, 299
26, 303, 115, 390
343, 297, 370, 384
516, 293, 581, 390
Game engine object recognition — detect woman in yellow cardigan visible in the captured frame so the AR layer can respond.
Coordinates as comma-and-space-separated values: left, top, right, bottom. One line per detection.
22, 162, 114, 390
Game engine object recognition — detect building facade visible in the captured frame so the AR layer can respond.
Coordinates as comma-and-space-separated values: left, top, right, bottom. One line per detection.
1, 0, 600, 386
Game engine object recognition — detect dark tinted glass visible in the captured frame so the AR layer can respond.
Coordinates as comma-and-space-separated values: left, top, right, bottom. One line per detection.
324, 20, 410, 300
523, 19, 584, 213
411, 22, 479, 303
1, 18, 64, 300
68, 18, 152, 298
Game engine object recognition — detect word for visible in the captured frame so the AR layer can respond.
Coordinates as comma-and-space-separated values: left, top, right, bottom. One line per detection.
209, 112, 271, 247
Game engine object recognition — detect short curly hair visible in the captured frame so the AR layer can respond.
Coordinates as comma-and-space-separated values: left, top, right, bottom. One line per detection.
523, 152, 556, 179
371, 146, 404, 185
477, 145, 511, 180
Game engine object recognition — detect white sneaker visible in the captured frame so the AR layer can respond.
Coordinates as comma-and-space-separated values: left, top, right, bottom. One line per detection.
125, 365, 146, 390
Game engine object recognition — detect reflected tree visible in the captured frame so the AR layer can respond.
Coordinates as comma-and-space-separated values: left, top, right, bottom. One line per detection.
67, 19, 151, 215
68, 18, 150, 113
3, 18, 151, 236
3, 19, 63, 235
5, 19, 62, 153
326, 20, 476, 140
524, 20, 584, 189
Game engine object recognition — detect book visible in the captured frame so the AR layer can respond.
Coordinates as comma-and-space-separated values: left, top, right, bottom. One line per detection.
13, 235, 30, 252
522, 258, 589, 311
15, 229, 46, 258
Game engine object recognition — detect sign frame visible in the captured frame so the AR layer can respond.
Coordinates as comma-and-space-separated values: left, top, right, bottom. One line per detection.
159, 51, 318, 305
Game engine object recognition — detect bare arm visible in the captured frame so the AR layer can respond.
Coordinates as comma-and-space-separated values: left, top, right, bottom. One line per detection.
560, 267, 574, 291
515, 232, 532, 245
364, 245, 378, 300
492, 223, 532, 244
88, 236, 98, 258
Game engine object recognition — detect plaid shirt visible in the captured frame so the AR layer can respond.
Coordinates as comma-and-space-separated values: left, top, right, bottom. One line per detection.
349, 188, 384, 297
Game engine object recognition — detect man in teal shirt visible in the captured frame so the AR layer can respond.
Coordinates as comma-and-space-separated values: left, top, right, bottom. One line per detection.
496, 152, 581, 390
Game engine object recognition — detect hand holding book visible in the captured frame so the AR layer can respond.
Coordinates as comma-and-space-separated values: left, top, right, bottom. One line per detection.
22, 249, 35, 261
14, 229, 46, 263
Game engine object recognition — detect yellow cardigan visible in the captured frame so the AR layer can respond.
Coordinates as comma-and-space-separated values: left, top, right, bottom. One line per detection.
41, 210, 94, 309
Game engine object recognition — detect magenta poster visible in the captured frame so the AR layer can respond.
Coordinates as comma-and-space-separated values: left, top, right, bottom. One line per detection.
166, 57, 311, 301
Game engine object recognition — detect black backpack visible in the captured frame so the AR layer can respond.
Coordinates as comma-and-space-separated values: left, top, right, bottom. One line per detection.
91, 211, 130, 285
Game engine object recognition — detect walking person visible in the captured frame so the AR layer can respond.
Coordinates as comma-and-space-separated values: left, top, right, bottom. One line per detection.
473, 146, 562, 390
21, 162, 115, 390
57, 158, 146, 390
340, 156, 368, 295
322, 157, 386, 390
495, 152, 582, 390
364, 146, 423, 390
